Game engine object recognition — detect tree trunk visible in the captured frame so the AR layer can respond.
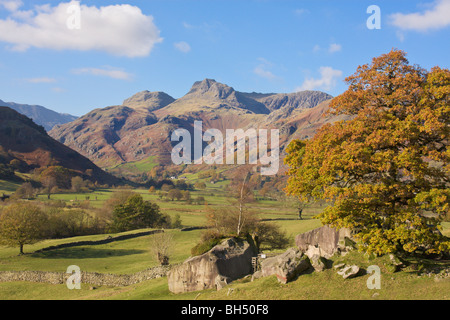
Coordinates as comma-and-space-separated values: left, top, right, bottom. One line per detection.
237, 173, 249, 236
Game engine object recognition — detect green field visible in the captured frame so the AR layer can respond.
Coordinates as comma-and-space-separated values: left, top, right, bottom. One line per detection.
0, 179, 20, 195
106, 156, 159, 178
0, 181, 449, 300
0, 232, 449, 300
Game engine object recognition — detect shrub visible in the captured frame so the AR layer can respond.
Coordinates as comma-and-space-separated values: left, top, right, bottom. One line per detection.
109, 194, 170, 232
191, 237, 222, 256
171, 214, 183, 229
150, 232, 174, 265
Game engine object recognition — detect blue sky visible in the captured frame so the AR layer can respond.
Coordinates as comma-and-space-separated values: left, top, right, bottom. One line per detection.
0, 0, 449, 116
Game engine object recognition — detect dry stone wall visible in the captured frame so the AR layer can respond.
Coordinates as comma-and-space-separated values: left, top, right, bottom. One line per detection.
34, 230, 163, 253
0, 265, 171, 287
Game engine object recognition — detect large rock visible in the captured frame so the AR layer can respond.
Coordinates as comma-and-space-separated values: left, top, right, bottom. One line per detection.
295, 225, 352, 258
260, 247, 311, 284
336, 264, 361, 279
167, 238, 256, 293
310, 255, 328, 272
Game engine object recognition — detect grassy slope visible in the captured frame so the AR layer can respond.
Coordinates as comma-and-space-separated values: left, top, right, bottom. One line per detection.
106, 156, 159, 176
0, 179, 21, 195
1, 256, 448, 300
0, 229, 205, 274
0, 184, 449, 300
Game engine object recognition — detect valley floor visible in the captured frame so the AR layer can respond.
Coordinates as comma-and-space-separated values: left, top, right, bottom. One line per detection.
0, 186, 449, 300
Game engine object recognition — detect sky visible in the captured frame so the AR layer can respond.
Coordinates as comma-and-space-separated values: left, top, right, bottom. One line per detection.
0, 0, 449, 116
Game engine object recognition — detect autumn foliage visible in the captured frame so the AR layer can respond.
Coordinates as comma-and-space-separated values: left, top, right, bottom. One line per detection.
285, 50, 449, 255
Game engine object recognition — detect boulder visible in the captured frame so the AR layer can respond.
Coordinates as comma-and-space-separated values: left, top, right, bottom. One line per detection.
260, 247, 311, 284
310, 254, 327, 272
215, 275, 231, 291
336, 265, 360, 279
295, 225, 353, 258
167, 238, 256, 293
304, 245, 322, 259
333, 263, 346, 270
251, 270, 263, 282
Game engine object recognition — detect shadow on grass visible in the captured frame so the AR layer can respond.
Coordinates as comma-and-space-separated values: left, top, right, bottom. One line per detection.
31, 247, 146, 259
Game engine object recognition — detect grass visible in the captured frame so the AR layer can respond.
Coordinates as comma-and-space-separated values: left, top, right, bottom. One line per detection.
0, 179, 21, 195
0, 252, 448, 300
200, 266, 450, 300
1, 183, 449, 300
106, 156, 159, 178
0, 228, 202, 274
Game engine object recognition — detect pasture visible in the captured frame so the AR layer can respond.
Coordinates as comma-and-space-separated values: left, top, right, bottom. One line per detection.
0, 180, 448, 300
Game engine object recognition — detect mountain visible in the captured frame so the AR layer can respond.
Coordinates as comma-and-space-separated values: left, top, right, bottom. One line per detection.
164, 78, 271, 115
122, 91, 175, 111
49, 79, 343, 171
0, 107, 118, 185
0, 99, 77, 131
51, 105, 159, 166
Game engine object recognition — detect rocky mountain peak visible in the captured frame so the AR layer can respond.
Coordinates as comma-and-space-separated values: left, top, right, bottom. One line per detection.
187, 78, 236, 100
122, 90, 175, 111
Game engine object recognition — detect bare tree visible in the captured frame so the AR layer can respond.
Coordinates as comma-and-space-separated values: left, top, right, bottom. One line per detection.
150, 231, 174, 265
41, 176, 57, 199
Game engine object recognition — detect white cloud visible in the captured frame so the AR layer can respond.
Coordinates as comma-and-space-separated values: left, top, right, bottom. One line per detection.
174, 41, 191, 53
312, 44, 321, 53
0, 0, 23, 12
254, 66, 277, 80
72, 67, 133, 81
254, 58, 279, 81
0, 2, 162, 57
328, 43, 342, 53
296, 66, 343, 91
390, 0, 450, 32
25, 77, 56, 83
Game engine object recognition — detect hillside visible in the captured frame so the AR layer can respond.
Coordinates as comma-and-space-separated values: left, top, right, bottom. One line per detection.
0, 99, 77, 131
0, 107, 118, 185
122, 91, 175, 112
49, 79, 342, 170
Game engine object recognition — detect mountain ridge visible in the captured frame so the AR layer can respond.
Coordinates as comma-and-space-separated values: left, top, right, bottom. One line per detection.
0, 107, 119, 185
49, 79, 341, 170
0, 99, 78, 131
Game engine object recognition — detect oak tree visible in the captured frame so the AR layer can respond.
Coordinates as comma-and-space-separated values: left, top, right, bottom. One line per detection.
285, 50, 449, 255
110, 194, 170, 232
0, 203, 48, 254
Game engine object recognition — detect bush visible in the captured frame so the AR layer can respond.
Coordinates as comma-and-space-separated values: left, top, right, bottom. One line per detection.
167, 189, 183, 201
171, 214, 183, 229
190, 229, 227, 256
109, 194, 170, 232
191, 237, 222, 256
150, 232, 174, 265
254, 222, 290, 251
45, 208, 100, 238
194, 182, 206, 190
195, 196, 205, 205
